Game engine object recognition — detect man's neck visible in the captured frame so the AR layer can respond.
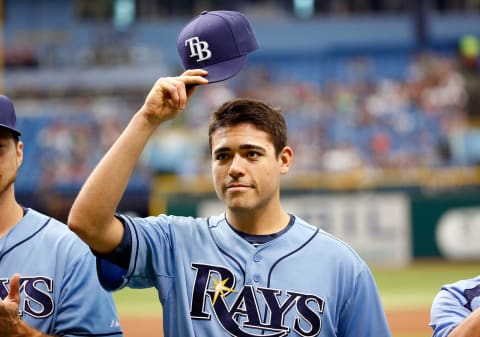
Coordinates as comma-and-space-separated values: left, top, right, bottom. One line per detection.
0, 189, 23, 238
226, 206, 290, 235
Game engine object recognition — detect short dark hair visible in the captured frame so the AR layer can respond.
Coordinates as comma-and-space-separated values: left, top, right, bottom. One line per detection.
208, 98, 288, 156
0, 128, 20, 143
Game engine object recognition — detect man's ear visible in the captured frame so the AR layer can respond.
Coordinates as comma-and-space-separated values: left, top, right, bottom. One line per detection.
279, 146, 293, 175
17, 141, 23, 167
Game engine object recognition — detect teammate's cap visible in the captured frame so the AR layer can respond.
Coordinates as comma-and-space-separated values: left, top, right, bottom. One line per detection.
176, 10, 259, 84
0, 95, 21, 136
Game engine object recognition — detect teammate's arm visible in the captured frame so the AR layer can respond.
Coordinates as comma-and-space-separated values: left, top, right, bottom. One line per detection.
68, 70, 208, 254
0, 274, 56, 337
430, 279, 480, 337
448, 309, 480, 337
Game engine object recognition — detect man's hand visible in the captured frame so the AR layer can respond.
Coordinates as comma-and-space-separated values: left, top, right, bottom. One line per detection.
140, 69, 208, 125
0, 274, 48, 336
0, 274, 22, 334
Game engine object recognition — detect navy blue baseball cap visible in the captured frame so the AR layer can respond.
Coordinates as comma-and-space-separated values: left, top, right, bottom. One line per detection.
177, 10, 259, 84
0, 95, 21, 136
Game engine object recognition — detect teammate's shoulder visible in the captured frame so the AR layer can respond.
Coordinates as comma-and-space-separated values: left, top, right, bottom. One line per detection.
24, 208, 85, 242
24, 208, 67, 228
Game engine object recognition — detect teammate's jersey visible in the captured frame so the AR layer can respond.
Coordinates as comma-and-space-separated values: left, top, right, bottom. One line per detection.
105, 213, 391, 337
0, 208, 123, 337
430, 275, 480, 337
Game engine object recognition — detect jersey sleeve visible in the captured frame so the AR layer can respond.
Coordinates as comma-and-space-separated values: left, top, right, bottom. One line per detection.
338, 267, 392, 337
96, 213, 178, 296
97, 258, 128, 291
95, 218, 132, 270
54, 248, 123, 337
95, 217, 131, 291
430, 278, 480, 337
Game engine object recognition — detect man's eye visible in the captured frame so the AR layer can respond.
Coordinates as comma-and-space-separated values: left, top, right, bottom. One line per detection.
215, 153, 228, 160
247, 151, 260, 158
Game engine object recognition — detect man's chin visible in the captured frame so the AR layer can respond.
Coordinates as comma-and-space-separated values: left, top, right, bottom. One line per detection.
227, 203, 251, 213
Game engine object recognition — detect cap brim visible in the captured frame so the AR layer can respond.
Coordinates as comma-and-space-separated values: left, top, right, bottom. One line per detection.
0, 124, 21, 136
200, 55, 248, 84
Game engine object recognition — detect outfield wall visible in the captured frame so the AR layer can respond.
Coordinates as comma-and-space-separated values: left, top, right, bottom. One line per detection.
411, 192, 480, 259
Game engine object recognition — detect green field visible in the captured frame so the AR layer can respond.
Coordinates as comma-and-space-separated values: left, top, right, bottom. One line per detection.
374, 260, 480, 310
114, 287, 163, 316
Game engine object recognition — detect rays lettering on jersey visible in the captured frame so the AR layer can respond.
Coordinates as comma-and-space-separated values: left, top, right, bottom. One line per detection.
191, 263, 324, 337
0, 276, 54, 318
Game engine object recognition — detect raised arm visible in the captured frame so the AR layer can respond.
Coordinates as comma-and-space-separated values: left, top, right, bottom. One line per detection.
68, 69, 208, 253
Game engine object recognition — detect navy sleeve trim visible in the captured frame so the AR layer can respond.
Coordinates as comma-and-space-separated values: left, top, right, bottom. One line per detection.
92, 220, 132, 270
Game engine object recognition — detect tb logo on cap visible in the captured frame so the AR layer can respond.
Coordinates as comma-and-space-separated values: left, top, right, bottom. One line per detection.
185, 37, 212, 62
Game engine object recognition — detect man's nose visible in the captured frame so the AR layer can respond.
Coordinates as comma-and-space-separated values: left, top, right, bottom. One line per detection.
228, 153, 245, 177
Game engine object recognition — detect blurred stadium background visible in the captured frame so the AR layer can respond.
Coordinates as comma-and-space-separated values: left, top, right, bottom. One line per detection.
3, 0, 480, 335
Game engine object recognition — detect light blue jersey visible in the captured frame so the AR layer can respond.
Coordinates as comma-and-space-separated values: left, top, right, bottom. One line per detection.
430, 275, 480, 337
0, 208, 123, 337
106, 213, 391, 337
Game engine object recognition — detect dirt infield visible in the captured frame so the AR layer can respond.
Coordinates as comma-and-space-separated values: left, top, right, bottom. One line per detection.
120, 308, 431, 336
386, 308, 431, 335
121, 317, 163, 337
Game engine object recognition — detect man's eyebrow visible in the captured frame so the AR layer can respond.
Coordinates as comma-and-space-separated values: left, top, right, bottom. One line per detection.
239, 144, 266, 152
213, 146, 230, 155
213, 144, 266, 155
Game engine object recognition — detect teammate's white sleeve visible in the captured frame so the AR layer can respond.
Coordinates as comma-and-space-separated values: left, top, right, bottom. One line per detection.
430, 276, 480, 337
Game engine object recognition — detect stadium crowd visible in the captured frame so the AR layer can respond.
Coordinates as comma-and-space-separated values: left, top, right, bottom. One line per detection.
14, 50, 472, 190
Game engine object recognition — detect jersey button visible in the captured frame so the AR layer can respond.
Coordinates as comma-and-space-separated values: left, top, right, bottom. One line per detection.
253, 274, 261, 282
253, 255, 261, 262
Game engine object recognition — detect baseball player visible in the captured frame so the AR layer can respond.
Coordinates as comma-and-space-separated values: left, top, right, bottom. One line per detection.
430, 276, 480, 337
0, 95, 123, 336
68, 69, 392, 337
